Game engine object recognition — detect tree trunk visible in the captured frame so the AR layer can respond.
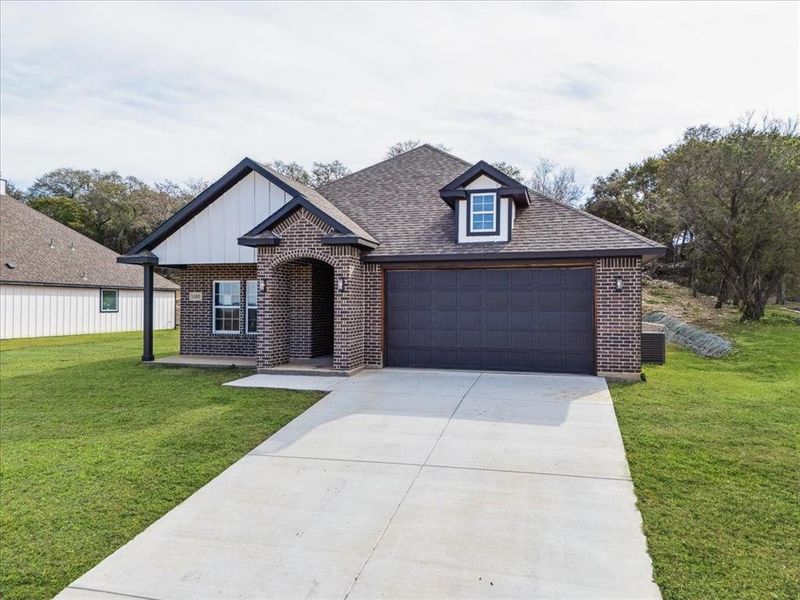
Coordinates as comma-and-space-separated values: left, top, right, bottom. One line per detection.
715, 273, 730, 309
740, 297, 767, 321
775, 277, 785, 305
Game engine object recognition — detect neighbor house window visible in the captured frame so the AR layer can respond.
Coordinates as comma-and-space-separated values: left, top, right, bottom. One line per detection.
246, 280, 258, 334
100, 289, 118, 312
213, 280, 240, 334
470, 192, 497, 233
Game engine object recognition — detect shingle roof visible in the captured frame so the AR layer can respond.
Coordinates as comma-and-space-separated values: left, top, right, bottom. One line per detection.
319, 144, 665, 258
256, 163, 378, 245
1, 195, 178, 290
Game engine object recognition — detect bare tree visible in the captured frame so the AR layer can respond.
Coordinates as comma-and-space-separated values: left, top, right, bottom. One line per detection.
529, 159, 585, 205
265, 160, 312, 186
311, 161, 351, 188
491, 161, 524, 181
385, 140, 451, 159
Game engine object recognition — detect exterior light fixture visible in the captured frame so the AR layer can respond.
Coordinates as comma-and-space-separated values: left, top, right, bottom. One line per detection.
337, 277, 345, 292
614, 276, 623, 292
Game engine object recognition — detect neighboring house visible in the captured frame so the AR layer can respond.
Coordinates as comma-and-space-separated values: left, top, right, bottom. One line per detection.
119, 146, 665, 379
0, 194, 177, 340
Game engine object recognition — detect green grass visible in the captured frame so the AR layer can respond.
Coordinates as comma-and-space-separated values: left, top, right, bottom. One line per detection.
612, 312, 800, 600
0, 329, 322, 600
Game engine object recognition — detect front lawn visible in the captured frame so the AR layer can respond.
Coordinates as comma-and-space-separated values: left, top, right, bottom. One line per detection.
612, 312, 800, 600
0, 329, 322, 600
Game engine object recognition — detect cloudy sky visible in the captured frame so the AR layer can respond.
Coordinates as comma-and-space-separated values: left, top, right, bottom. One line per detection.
1, 1, 798, 192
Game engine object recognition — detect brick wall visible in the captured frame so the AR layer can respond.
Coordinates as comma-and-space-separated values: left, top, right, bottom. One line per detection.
595, 256, 642, 378
178, 264, 257, 356
363, 262, 383, 366
257, 208, 366, 372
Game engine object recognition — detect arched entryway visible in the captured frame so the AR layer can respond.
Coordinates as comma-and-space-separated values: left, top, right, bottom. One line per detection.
265, 257, 335, 368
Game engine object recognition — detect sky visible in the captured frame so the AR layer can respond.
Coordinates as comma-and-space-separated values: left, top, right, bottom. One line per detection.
1, 1, 798, 193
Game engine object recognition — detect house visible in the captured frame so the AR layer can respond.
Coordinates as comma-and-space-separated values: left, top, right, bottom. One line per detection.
118, 145, 665, 379
0, 193, 177, 340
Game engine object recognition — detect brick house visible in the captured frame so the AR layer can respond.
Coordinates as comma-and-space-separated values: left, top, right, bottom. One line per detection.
119, 145, 664, 379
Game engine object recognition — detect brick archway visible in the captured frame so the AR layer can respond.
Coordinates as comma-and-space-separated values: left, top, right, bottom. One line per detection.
255, 208, 366, 372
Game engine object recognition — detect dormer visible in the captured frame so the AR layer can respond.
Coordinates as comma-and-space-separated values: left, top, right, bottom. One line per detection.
439, 161, 530, 244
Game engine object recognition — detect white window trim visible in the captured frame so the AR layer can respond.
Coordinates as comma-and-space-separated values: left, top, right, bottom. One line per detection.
469, 192, 497, 233
100, 288, 119, 313
212, 280, 241, 335
245, 279, 258, 335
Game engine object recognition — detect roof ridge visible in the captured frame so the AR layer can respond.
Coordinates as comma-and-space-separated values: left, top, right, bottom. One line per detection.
319, 144, 471, 191
529, 190, 664, 248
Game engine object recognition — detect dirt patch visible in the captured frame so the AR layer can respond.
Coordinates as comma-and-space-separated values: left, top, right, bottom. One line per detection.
642, 277, 739, 333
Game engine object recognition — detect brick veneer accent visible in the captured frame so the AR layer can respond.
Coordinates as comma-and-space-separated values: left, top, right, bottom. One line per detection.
256, 208, 367, 372
363, 263, 383, 367
595, 256, 642, 379
178, 264, 257, 357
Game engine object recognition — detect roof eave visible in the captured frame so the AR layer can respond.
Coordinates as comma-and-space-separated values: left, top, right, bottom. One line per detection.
363, 246, 667, 263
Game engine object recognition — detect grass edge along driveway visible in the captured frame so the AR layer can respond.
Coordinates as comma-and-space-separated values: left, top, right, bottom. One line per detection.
611, 312, 800, 600
0, 329, 322, 600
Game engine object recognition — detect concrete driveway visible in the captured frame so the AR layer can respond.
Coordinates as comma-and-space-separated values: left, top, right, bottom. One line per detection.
57, 369, 659, 600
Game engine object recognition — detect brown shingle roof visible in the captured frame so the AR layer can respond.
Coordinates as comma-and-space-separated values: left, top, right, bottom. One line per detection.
1, 195, 178, 290
319, 145, 665, 258
257, 163, 378, 245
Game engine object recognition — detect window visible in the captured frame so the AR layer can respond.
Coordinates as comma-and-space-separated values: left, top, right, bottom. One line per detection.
100, 289, 118, 312
470, 193, 497, 233
246, 280, 258, 334
213, 281, 240, 333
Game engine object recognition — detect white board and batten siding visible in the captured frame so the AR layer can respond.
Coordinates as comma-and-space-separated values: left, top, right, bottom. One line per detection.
153, 172, 292, 265
0, 285, 175, 339
457, 175, 516, 244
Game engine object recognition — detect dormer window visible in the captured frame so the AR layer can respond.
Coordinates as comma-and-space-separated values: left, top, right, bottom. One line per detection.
439, 160, 531, 245
469, 193, 498, 234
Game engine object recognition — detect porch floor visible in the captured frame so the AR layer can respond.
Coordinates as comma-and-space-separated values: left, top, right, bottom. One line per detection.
148, 355, 256, 369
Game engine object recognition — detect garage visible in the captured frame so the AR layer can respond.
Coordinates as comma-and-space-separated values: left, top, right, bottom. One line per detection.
385, 267, 594, 374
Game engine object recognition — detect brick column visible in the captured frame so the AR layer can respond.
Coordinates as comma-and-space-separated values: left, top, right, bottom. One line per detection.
595, 257, 642, 380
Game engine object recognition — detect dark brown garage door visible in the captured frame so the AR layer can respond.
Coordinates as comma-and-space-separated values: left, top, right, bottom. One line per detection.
385, 267, 594, 374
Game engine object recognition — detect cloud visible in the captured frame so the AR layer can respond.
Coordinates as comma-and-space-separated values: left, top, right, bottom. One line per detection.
1, 1, 797, 193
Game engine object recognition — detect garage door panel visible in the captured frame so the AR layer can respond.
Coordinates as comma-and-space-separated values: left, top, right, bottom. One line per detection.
385, 268, 594, 374
458, 291, 481, 308
432, 291, 457, 309
431, 310, 457, 330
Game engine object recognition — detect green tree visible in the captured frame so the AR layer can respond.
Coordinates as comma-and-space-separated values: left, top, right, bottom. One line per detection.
662, 117, 800, 321
585, 158, 680, 251
27, 197, 91, 234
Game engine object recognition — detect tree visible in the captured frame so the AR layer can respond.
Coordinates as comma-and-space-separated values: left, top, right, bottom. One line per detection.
529, 159, 584, 205
265, 160, 312, 186
27, 196, 91, 234
265, 159, 350, 188
584, 158, 680, 251
385, 140, 451, 159
3, 180, 25, 200
23, 169, 203, 253
27, 168, 94, 199
491, 161, 524, 181
661, 117, 800, 321
310, 161, 351, 187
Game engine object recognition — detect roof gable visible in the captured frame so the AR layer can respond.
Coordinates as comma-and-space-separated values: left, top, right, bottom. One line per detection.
439, 160, 530, 208
127, 158, 299, 256
238, 196, 378, 249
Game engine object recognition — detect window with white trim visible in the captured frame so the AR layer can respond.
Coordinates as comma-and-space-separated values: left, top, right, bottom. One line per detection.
470, 193, 496, 233
100, 289, 118, 312
213, 280, 240, 333
246, 280, 258, 334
